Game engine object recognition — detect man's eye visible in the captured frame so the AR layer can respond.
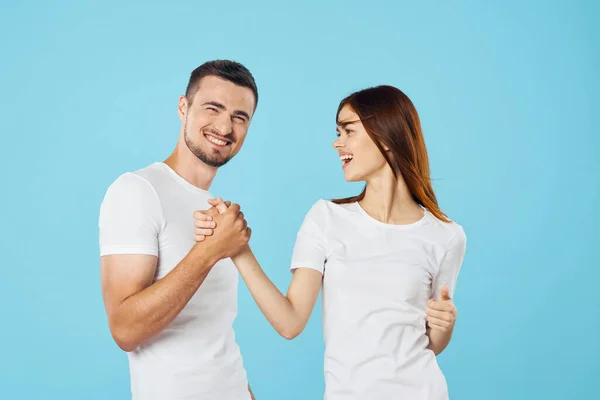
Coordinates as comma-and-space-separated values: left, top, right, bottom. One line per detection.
233, 116, 246, 122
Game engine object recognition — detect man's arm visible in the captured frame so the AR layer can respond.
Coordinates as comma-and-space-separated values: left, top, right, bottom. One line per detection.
99, 178, 249, 352
100, 243, 218, 352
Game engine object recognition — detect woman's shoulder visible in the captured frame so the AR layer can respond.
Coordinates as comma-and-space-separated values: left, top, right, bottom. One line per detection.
425, 210, 466, 247
307, 198, 357, 214
301, 199, 357, 225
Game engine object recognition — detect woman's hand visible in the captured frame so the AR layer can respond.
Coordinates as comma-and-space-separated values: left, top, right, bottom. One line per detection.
426, 286, 457, 333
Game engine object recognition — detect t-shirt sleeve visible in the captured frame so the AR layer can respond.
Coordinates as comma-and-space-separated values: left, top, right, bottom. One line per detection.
432, 225, 466, 299
290, 200, 328, 274
98, 173, 163, 257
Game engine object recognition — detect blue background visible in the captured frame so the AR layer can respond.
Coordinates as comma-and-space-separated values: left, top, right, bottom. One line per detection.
1, 0, 598, 399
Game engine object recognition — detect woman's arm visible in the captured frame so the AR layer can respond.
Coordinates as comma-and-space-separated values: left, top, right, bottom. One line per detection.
425, 286, 457, 355
196, 197, 326, 339
427, 227, 466, 355
232, 246, 323, 339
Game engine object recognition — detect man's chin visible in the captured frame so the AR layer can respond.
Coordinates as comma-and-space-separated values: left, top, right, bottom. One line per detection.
199, 154, 231, 168
188, 146, 231, 168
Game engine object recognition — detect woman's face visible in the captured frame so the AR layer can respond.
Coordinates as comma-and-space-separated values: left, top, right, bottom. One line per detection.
333, 105, 388, 182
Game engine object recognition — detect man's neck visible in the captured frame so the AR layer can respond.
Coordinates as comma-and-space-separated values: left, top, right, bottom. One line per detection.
163, 149, 217, 191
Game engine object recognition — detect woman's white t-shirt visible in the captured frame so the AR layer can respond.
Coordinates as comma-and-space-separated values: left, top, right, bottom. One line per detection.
290, 200, 467, 400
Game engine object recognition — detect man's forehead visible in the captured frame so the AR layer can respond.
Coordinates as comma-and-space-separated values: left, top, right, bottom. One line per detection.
196, 76, 252, 99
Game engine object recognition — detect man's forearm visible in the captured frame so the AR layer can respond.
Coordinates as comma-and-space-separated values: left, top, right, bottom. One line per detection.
112, 245, 217, 351
426, 326, 454, 355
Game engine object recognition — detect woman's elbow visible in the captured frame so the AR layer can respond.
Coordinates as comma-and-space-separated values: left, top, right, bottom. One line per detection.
278, 323, 304, 340
280, 330, 300, 340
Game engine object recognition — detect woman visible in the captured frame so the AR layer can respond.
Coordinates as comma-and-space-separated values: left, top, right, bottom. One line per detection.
196, 85, 466, 400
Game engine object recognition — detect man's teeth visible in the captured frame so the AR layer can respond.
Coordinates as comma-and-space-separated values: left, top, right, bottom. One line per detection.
340, 154, 354, 162
207, 135, 228, 146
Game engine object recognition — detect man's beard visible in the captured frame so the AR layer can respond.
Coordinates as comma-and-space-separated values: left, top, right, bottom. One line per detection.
184, 122, 233, 168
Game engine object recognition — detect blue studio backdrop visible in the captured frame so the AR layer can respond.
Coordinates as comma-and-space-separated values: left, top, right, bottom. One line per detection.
0, 1, 598, 399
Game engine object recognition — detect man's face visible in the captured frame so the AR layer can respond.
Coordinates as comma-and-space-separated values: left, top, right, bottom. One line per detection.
179, 76, 256, 167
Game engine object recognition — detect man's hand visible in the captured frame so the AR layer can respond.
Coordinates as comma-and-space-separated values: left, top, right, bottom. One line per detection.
192, 198, 230, 241
192, 199, 250, 261
425, 286, 457, 333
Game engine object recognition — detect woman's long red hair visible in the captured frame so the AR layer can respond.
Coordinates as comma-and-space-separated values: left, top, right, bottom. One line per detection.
332, 85, 450, 223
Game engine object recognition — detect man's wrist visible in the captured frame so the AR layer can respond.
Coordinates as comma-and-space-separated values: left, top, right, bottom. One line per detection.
189, 241, 220, 270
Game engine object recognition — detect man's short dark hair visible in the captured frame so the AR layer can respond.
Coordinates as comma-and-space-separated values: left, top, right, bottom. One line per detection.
185, 60, 258, 109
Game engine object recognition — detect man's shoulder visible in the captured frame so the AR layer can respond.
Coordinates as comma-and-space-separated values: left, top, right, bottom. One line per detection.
102, 163, 165, 203
128, 162, 168, 185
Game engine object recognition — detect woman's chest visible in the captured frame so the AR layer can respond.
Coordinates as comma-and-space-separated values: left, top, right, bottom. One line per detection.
323, 230, 441, 305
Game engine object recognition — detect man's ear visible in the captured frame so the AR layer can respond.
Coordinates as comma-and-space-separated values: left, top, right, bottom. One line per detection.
178, 95, 188, 121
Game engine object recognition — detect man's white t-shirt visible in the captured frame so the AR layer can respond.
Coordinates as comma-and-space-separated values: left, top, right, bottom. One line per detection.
290, 200, 467, 400
98, 162, 250, 400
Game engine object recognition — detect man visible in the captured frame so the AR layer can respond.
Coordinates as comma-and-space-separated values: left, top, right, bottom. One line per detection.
98, 60, 257, 400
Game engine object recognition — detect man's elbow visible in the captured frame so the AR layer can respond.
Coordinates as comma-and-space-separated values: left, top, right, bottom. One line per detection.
110, 323, 139, 352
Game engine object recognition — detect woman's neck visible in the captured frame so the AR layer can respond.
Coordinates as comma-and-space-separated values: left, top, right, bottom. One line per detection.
359, 168, 424, 225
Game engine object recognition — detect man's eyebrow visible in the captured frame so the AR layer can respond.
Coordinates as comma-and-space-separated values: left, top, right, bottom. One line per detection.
233, 110, 250, 120
202, 101, 250, 120
201, 101, 226, 110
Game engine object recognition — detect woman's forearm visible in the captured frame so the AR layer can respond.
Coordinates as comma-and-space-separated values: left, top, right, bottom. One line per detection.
426, 326, 454, 355
232, 247, 307, 339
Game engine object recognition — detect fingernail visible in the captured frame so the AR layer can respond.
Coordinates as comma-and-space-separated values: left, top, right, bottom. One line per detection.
211, 222, 216, 228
